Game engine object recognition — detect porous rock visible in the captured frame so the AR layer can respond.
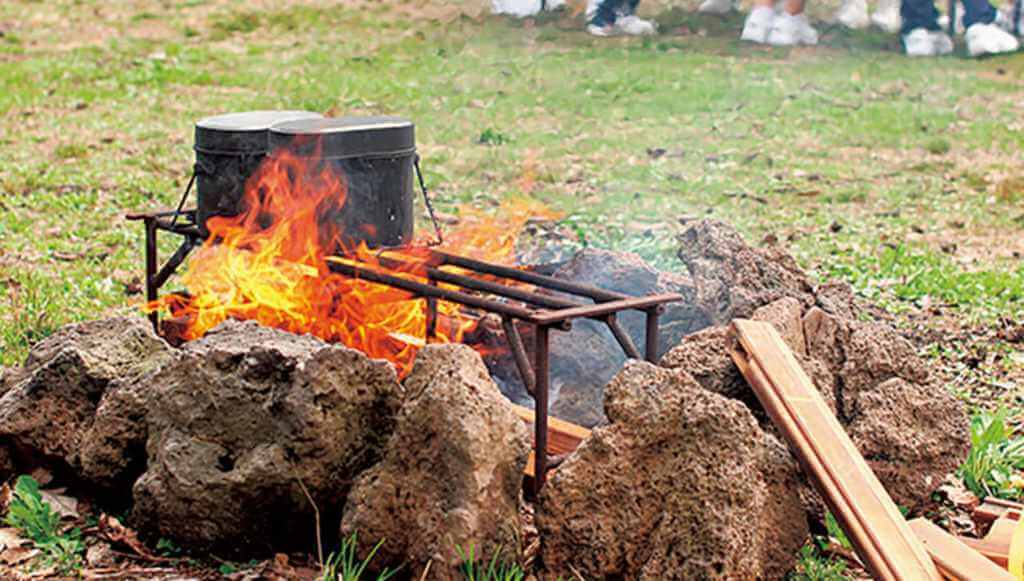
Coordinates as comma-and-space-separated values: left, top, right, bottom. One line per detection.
130, 320, 403, 555
537, 361, 807, 580
661, 298, 969, 510
677, 220, 817, 323
341, 344, 530, 579
0, 317, 173, 479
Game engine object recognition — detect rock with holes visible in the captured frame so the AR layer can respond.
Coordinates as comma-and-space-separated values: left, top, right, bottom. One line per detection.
0, 317, 173, 482
130, 320, 403, 556
677, 220, 819, 324
537, 361, 808, 580
661, 297, 969, 511
341, 344, 530, 579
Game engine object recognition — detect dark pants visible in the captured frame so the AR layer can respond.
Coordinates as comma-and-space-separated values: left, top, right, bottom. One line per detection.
900, 0, 996, 33
590, 0, 641, 26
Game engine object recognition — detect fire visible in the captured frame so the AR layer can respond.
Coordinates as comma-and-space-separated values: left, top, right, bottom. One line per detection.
151, 146, 555, 376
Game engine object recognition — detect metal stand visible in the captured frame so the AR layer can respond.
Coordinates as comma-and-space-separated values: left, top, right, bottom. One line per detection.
128, 207, 682, 494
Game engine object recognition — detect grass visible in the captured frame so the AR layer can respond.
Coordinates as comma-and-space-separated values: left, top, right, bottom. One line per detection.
789, 544, 850, 581
457, 545, 525, 581
2, 1, 1024, 369
3, 475, 85, 576
959, 408, 1024, 500
320, 534, 397, 581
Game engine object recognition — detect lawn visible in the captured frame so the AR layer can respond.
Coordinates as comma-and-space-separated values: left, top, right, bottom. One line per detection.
1, 1, 1022, 381
2, 0, 1024, 576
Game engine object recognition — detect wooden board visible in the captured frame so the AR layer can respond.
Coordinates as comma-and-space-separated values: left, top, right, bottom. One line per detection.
976, 498, 1024, 526
731, 319, 942, 581
908, 518, 1014, 581
511, 404, 591, 478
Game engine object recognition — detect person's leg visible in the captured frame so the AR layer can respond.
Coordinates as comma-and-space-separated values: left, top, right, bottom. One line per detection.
962, 0, 997, 26
900, 0, 941, 34
900, 0, 954, 55
962, 0, 1019, 55
742, 0, 777, 42
589, 0, 621, 28
610, 0, 657, 34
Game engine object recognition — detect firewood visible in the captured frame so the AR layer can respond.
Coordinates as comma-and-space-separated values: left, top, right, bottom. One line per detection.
512, 404, 590, 478
908, 518, 1014, 580
731, 319, 941, 581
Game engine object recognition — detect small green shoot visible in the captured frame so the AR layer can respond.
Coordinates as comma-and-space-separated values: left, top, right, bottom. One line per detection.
3, 475, 84, 575
823, 512, 851, 551
789, 544, 850, 580
456, 545, 524, 581
958, 408, 1024, 500
320, 533, 397, 581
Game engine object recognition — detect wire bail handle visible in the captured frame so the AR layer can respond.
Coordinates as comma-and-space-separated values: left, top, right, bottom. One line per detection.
414, 153, 444, 247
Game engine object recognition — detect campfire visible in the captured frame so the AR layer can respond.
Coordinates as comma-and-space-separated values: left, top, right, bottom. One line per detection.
127, 111, 681, 490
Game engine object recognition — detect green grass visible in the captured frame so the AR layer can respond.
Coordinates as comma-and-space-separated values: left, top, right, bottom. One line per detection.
457, 545, 524, 581
320, 534, 397, 581
789, 544, 850, 581
0, 3, 1021, 364
3, 475, 85, 576
959, 408, 1024, 500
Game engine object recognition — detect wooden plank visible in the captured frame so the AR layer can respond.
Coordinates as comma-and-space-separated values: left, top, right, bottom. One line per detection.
908, 518, 1014, 581
732, 319, 941, 581
731, 347, 888, 577
957, 536, 1009, 568
976, 498, 1024, 525
512, 404, 590, 478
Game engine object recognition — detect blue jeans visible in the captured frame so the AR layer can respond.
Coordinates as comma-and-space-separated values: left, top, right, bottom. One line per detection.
900, 0, 996, 34
590, 0, 641, 27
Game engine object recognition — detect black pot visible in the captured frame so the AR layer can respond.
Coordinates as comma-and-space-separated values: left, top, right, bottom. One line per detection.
268, 116, 417, 250
193, 110, 323, 236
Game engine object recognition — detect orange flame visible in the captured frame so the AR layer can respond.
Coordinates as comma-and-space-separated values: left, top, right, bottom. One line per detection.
151, 145, 557, 376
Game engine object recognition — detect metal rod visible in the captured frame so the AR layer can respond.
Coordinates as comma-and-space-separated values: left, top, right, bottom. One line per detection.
501, 317, 535, 396
530, 294, 680, 325
433, 250, 631, 302
425, 277, 438, 342
144, 218, 158, 332
533, 325, 550, 496
645, 308, 660, 363
152, 237, 197, 289
370, 253, 587, 311
327, 259, 572, 330
606, 315, 642, 360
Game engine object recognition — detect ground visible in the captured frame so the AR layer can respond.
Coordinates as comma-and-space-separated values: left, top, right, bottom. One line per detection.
1, 0, 1023, 577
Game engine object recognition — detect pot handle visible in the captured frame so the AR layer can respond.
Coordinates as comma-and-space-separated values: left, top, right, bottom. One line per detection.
169, 158, 215, 228
414, 154, 444, 246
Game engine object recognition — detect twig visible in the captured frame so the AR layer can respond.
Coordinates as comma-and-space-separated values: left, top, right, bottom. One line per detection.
296, 477, 323, 570
568, 563, 587, 581
418, 559, 432, 581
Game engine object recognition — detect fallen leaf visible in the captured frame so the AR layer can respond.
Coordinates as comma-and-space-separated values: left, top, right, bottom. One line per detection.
38, 489, 79, 519
97, 514, 173, 563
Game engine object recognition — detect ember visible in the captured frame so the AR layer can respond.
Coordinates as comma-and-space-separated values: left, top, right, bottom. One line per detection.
150, 144, 551, 376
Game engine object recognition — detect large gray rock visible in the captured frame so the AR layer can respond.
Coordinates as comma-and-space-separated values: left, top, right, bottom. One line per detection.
130, 320, 403, 555
537, 361, 807, 580
341, 344, 531, 579
486, 249, 707, 428
0, 317, 173, 481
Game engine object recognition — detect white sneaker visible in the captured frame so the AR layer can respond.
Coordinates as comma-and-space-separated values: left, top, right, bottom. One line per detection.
902, 27, 954, 55
966, 22, 1020, 56
835, 0, 870, 29
698, 0, 737, 14
768, 12, 819, 45
615, 14, 657, 35
587, 23, 614, 36
742, 6, 776, 43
